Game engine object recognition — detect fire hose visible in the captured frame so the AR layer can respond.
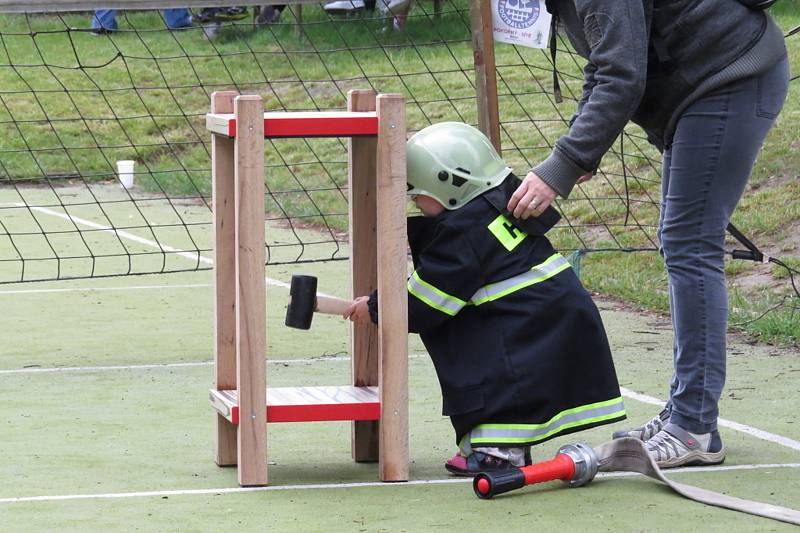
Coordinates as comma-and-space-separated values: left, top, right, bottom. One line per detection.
473, 438, 800, 526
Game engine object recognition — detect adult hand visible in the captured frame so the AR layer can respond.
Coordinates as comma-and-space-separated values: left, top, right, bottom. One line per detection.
343, 295, 371, 323
507, 171, 558, 219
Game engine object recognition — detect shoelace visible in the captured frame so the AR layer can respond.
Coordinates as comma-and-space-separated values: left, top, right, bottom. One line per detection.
637, 411, 667, 439
646, 431, 686, 461
642, 418, 663, 438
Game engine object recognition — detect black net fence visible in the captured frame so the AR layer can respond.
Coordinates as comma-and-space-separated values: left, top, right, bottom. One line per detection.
0, 2, 796, 284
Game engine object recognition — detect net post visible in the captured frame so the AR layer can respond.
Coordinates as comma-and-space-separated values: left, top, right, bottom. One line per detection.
469, 0, 502, 153
211, 90, 239, 467
375, 94, 409, 481
290, 4, 304, 39
233, 94, 267, 486
347, 89, 380, 463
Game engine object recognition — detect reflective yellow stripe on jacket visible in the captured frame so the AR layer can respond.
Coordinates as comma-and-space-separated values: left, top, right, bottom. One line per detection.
408, 253, 571, 315
459, 397, 626, 452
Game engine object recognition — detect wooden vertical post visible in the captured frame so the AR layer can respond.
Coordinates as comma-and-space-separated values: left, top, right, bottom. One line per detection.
290, 4, 303, 39
234, 95, 267, 487
470, 0, 502, 153
212, 91, 239, 467
375, 94, 409, 481
347, 90, 380, 463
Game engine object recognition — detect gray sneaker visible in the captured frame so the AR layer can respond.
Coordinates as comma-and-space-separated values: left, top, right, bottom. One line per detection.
645, 423, 726, 469
612, 408, 670, 441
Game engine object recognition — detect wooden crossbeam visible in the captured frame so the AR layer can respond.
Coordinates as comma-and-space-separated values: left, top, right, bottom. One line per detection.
205, 111, 379, 138
210, 386, 381, 424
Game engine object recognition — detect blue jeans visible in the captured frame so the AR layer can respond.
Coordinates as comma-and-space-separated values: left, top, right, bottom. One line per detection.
92, 9, 192, 30
659, 56, 790, 434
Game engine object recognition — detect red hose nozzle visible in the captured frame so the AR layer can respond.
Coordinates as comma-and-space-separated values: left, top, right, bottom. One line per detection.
473, 442, 599, 499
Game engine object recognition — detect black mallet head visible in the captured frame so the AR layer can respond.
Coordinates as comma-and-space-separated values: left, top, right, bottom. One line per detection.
285, 274, 318, 330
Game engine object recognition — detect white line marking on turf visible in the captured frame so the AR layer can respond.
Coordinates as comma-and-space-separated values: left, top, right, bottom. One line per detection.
0, 354, 430, 375
0, 283, 209, 295
1, 462, 798, 504
0, 361, 215, 375
601, 462, 800, 478
18, 205, 292, 290
0, 277, 351, 296
24, 204, 214, 265
621, 387, 800, 452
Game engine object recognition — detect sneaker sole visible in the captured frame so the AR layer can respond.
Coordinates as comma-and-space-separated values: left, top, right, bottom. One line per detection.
656, 447, 727, 469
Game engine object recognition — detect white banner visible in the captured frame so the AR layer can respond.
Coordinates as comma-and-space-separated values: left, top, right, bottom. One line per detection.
491, 0, 552, 49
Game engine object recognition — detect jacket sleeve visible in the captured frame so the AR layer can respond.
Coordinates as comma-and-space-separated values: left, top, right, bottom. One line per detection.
569, 60, 598, 127
368, 222, 485, 332
535, 0, 648, 198
365, 230, 484, 333
405, 228, 484, 334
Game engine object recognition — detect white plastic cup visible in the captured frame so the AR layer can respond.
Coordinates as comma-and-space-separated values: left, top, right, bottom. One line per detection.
117, 160, 135, 189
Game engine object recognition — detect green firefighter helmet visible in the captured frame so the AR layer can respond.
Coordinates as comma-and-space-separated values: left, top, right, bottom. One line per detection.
406, 122, 511, 210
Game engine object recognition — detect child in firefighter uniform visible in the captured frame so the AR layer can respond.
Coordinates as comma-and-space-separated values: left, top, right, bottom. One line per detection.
345, 122, 625, 476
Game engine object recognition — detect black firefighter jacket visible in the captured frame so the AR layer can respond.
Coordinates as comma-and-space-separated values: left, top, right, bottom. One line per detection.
370, 175, 626, 448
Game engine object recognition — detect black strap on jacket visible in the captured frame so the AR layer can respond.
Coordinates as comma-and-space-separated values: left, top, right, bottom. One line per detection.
549, 15, 563, 104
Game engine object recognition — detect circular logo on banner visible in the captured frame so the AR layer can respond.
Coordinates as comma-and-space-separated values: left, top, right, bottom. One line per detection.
497, 0, 540, 30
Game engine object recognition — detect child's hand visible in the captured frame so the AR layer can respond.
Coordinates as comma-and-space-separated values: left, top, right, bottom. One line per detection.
344, 296, 371, 323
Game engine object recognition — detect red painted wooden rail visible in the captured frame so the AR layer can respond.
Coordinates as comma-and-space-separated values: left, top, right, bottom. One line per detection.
205, 111, 379, 138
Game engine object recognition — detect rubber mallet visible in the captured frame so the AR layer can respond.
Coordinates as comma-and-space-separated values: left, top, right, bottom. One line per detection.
473, 442, 598, 499
285, 274, 353, 330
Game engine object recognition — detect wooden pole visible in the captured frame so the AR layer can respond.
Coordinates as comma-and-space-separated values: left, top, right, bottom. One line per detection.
212, 91, 239, 468
347, 90, 380, 463
234, 94, 267, 487
469, 0, 501, 153
290, 4, 304, 39
375, 94, 409, 482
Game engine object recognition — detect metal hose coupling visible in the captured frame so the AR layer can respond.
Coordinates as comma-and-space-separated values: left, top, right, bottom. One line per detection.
556, 442, 599, 487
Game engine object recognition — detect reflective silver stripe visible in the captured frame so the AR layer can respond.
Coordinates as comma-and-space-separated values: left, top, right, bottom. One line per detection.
469, 253, 570, 305
407, 272, 466, 316
407, 253, 569, 316
466, 397, 626, 446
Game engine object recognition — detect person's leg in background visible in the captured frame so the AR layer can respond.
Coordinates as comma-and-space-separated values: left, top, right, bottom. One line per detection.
91, 10, 118, 32
649, 56, 790, 467
256, 5, 286, 25
196, 8, 248, 24
377, 0, 412, 30
194, 8, 222, 24
163, 9, 193, 29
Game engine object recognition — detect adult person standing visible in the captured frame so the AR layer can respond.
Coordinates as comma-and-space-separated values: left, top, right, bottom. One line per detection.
506, 0, 789, 468
91, 9, 192, 34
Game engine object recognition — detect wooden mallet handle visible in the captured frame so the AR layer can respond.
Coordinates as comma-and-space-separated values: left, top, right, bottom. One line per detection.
285, 274, 352, 330
315, 294, 351, 315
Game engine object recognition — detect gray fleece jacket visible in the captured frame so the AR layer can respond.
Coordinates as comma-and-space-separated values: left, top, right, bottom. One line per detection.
534, 0, 787, 198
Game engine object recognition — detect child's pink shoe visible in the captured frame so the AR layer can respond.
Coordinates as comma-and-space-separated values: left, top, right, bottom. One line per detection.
444, 451, 519, 477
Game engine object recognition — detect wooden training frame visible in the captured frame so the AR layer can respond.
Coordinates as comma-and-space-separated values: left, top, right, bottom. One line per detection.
206, 90, 408, 487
